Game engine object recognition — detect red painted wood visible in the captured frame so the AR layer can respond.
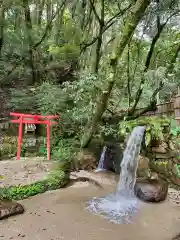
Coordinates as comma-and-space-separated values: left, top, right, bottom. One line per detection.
10, 112, 59, 119
10, 112, 59, 160
17, 116, 23, 160
11, 119, 56, 125
46, 121, 51, 161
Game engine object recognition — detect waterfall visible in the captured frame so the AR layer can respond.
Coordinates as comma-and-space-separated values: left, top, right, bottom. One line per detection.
87, 126, 146, 224
95, 146, 107, 172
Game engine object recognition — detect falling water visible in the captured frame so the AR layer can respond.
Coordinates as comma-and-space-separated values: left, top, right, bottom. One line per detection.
87, 126, 146, 224
94, 146, 107, 172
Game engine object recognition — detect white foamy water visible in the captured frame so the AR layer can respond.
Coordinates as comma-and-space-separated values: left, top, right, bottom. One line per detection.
94, 146, 107, 172
87, 126, 146, 224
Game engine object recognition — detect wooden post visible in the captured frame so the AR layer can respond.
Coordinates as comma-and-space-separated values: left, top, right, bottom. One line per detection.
174, 95, 180, 126
17, 116, 23, 160
46, 120, 51, 160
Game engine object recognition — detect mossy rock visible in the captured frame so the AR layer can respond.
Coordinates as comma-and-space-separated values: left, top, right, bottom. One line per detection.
71, 149, 97, 171
119, 116, 170, 147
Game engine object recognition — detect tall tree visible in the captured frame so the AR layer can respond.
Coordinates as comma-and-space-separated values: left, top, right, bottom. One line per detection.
81, 0, 151, 148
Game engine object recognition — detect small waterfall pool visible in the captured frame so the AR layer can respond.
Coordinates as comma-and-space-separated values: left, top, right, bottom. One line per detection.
86, 126, 146, 224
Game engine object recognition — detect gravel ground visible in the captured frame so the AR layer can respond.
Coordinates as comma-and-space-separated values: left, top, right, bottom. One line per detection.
0, 158, 55, 187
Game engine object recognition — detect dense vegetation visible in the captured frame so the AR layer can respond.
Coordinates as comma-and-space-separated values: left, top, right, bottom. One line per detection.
0, 0, 180, 155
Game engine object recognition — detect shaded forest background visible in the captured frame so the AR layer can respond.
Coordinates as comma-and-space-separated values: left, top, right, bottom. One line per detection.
0, 0, 180, 153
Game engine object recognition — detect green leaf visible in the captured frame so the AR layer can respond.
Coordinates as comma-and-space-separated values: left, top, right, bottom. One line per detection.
145, 132, 151, 146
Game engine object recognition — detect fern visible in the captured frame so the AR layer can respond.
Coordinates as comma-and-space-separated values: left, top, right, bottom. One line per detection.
119, 116, 170, 146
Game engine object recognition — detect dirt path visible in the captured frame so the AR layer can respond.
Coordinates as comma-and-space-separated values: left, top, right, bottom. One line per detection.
0, 184, 179, 240
0, 161, 179, 240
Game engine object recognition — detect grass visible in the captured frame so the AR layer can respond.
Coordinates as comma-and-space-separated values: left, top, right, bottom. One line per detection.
0, 167, 70, 200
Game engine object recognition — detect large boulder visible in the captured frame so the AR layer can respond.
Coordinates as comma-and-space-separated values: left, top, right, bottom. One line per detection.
101, 142, 123, 174
134, 179, 168, 202
71, 149, 97, 171
0, 200, 24, 220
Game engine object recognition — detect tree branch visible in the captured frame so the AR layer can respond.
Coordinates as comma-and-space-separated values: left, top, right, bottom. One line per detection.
80, 4, 131, 53
33, 0, 67, 49
128, 9, 179, 116
88, 0, 102, 24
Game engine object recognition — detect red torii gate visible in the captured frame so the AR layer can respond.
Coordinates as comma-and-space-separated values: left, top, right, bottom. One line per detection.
10, 112, 59, 160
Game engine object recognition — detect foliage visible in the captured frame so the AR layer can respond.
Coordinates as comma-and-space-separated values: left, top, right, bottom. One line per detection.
38, 137, 74, 163
171, 127, 180, 137
119, 116, 170, 146
51, 138, 74, 161
0, 136, 26, 159
170, 119, 180, 137
176, 164, 180, 177
0, 168, 69, 200
1, 0, 180, 149
0, 143, 17, 159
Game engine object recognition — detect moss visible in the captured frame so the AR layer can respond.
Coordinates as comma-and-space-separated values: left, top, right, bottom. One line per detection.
0, 169, 69, 200
119, 116, 170, 146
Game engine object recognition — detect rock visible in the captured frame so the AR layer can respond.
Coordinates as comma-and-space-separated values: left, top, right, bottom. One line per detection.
138, 155, 149, 169
172, 164, 178, 175
137, 155, 151, 178
72, 150, 97, 171
0, 200, 24, 220
155, 153, 170, 159
150, 172, 158, 179
169, 141, 175, 151
101, 143, 123, 174
172, 157, 180, 164
134, 179, 168, 202
152, 146, 167, 153
172, 233, 180, 240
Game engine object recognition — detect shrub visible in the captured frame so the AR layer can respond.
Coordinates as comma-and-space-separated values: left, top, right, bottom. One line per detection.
119, 116, 170, 146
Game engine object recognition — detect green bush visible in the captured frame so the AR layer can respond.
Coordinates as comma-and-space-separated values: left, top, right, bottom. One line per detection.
0, 169, 69, 200
52, 138, 73, 161
119, 116, 170, 146
170, 118, 180, 137
176, 164, 180, 177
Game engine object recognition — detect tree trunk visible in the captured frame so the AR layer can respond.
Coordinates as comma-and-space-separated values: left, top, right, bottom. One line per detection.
23, 0, 39, 84
0, 4, 5, 57
37, 0, 45, 25
81, 0, 151, 148
93, 26, 103, 73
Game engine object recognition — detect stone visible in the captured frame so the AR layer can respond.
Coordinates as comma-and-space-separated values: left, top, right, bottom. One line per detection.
138, 155, 149, 169
137, 155, 150, 178
172, 164, 178, 176
169, 141, 175, 151
152, 146, 167, 153
172, 157, 180, 164
0, 200, 24, 220
101, 143, 123, 174
172, 234, 180, 240
155, 153, 170, 159
72, 150, 97, 171
150, 172, 158, 179
134, 179, 168, 202
169, 151, 179, 158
